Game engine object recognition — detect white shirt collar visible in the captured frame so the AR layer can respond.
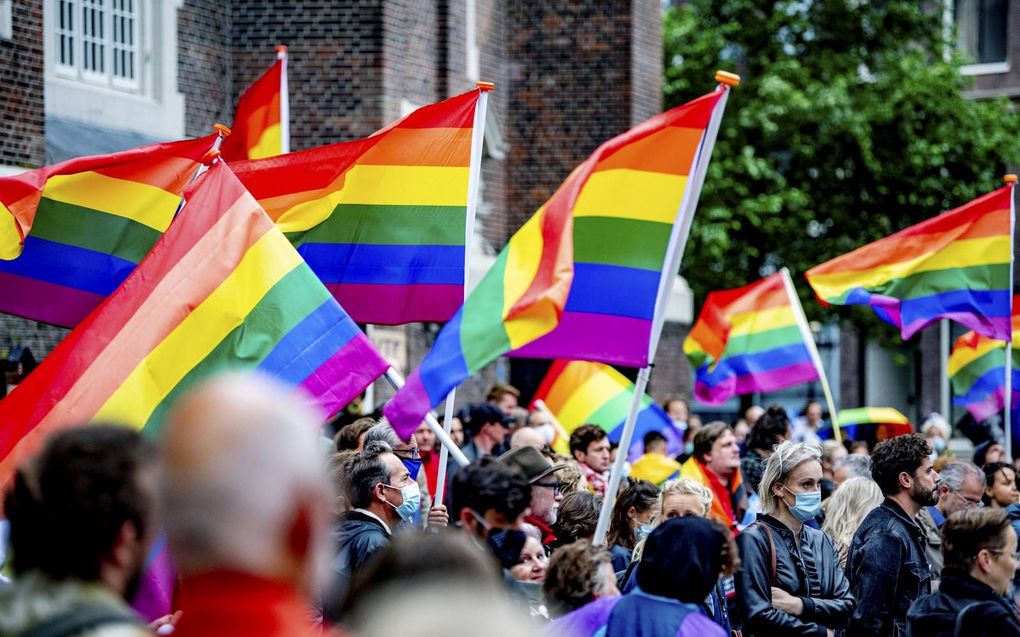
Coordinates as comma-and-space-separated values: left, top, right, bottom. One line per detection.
353, 507, 392, 535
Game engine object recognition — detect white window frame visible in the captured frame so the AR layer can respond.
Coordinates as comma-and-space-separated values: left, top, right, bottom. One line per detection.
52, 0, 141, 93
947, 0, 1011, 76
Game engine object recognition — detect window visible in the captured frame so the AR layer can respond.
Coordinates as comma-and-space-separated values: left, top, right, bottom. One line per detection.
955, 0, 1009, 69
53, 0, 140, 91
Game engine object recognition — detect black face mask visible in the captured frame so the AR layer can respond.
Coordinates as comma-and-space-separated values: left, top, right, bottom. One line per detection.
486, 527, 528, 570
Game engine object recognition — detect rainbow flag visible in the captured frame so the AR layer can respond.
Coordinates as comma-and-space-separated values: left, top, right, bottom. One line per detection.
508, 88, 729, 368
531, 359, 676, 461
685, 271, 819, 404
0, 135, 218, 327
231, 88, 483, 325
806, 186, 1014, 341
831, 407, 912, 441
220, 48, 288, 161
0, 161, 389, 487
948, 304, 1020, 422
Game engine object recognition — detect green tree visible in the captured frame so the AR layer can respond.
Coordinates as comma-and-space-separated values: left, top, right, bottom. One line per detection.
667, 0, 1020, 334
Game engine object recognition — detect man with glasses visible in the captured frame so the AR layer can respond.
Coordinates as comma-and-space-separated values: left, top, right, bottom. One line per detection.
906, 508, 1020, 636
498, 446, 567, 546
916, 461, 986, 589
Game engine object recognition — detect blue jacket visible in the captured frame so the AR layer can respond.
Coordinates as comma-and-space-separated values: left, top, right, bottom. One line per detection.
845, 499, 931, 637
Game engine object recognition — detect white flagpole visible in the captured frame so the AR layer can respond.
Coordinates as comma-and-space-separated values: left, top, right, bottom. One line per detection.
433, 83, 492, 505
780, 267, 841, 443
383, 367, 469, 467
593, 71, 738, 546
1005, 174, 1016, 459
276, 45, 290, 154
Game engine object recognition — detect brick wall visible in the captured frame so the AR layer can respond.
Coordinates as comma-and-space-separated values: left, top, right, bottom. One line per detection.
381, 0, 438, 121
178, 0, 233, 139
0, 0, 44, 167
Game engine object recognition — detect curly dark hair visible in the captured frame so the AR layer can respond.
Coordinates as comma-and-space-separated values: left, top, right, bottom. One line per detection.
450, 456, 531, 522
606, 479, 659, 549
747, 404, 790, 452
543, 540, 614, 617
870, 433, 931, 496
4, 425, 156, 580
552, 491, 601, 548
569, 424, 607, 459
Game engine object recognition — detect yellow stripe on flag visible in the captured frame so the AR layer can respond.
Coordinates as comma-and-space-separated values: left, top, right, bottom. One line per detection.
808, 235, 1011, 299
728, 305, 797, 338
556, 368, 628, 432
43, 171, 183, 232
502, 210, 546, 348
249, 123, 283, 160
0, 202, 22, 259
947, 336, 1003, 377
572, 169, 688, 224
93, 229, 301, 428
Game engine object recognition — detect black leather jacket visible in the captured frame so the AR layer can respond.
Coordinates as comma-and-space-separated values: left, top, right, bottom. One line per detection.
736, 514, 854, 636
906, 570, 1020, 637
845, 499, 931, 637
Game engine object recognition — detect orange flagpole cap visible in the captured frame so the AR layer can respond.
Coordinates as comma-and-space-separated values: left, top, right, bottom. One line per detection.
715, 70, 741, 87
476, 81, 496, 91
1004, 174, 1018, 184
200, 149, 221, 165
213, 123, 232, 137
276, 44, 288, 55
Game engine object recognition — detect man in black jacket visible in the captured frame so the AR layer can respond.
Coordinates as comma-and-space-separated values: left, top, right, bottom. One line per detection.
846, 433, 940, 637
906, 508, 1020, 636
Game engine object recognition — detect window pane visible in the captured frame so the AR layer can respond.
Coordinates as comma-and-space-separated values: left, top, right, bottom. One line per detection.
110, 0, 136, 81
956, 0, 1009, 64
57, 0, 76, 67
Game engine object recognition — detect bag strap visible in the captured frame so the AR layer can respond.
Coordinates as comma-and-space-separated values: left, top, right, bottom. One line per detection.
759, 523, 777, 587
20, 603, 142, 637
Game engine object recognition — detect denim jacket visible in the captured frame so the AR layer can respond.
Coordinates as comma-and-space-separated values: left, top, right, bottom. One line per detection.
845, 499, 932, 637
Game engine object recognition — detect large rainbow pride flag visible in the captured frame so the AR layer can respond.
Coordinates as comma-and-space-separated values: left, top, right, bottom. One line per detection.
0, 161, 388, 487
232, 88, 483, 325
508, 88, 728, 368
685, 271, 819, 404
948, 303, 1020, 422
220, 47, 288, 161
532, 359, 675, 461
0, 135, 218, 327
806, 186, 1014, 341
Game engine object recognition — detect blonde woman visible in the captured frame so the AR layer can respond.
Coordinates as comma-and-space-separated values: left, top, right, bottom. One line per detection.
821, 476, 884, 568
736, 441, 854, 636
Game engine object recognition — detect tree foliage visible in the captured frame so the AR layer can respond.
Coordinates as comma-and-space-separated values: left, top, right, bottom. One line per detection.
667, 0, 1020, 334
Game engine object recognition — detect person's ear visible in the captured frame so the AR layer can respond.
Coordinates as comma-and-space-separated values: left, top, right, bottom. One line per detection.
898, 471, 912, 491
458, 508, 476, 530
626, 506, 637, 520
109, 520, 142, 570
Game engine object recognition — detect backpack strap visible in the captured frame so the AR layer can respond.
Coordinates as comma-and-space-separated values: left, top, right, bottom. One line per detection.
20, 603, 142, 637
759, 522, 778, 587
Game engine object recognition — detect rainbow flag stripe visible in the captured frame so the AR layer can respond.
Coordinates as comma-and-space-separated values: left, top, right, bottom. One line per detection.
532, 360, 674, 460
231, 89, 480, 325
948, 303, 1020, 422
806, 186, 1013, 341
508, 89, 726, 368
832, 407, 912, 440
684, 272, 818, 404
220, 53, 286, 161
0, 162, 389, 487
0, 136, 217, 327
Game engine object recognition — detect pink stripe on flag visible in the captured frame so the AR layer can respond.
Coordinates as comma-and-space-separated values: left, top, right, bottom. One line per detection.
383, 369, 433, 439
327, 282, 463, 325
694, 360, 819, 404
508, 312, 653, 367
299, 333, 388, 418
0, 271, 103, 328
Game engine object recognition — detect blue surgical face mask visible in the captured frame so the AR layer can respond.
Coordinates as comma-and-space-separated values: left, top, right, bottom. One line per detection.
932, 437, 947, 453
401, 457, 423, 480
684, 442, 695, 455
384, 482, 421, 521
783, 486, 822, 522
635, 523, 654, 542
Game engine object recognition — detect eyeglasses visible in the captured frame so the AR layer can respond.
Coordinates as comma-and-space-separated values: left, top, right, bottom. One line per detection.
394, 447, 421, 460
950, 491, 985, 509
986, 548, 1020, 560
534, 481, 564, 495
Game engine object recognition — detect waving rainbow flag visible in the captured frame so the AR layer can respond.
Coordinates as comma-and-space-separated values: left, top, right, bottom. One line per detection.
0, 135, 218, 327
532, 359, 675, 461
685, 271, 819, 404
220, 47, 288, 161
232, 88, 483, 325
948, 303, 1020, 423
508, 88, 729, 368
0, 162, 389, 487
806, 186, 1014, 341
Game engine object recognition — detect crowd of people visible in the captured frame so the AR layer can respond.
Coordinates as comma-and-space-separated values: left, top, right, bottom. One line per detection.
2, 372, 1020, 637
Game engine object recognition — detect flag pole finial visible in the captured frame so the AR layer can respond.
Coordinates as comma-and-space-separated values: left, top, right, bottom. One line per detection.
276, 44, 288, 54
476, 81, 495, 91
715, 70, 741, 86
1005, 174, 1017, 184
213, 123, 232, 138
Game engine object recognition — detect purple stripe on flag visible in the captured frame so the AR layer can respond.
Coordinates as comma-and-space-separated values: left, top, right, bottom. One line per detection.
383, 369, 433, 439
130, 540, 175, 622
299, 333, 388, 418
694, 360, 819, 404
327, 282, 463, 325
508, 311, 653, 368
0, 271, 103, 327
